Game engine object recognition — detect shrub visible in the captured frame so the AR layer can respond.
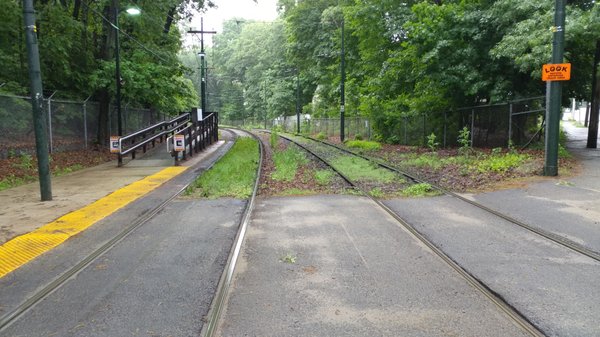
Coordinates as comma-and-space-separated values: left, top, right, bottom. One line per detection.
345, 140, 382, 151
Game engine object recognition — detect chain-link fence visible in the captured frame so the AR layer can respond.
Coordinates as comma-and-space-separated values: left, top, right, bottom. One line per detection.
220, 96, 545, 148
0, 94, 169, 158
371, 97, 545, 148
220, 115, 372, 140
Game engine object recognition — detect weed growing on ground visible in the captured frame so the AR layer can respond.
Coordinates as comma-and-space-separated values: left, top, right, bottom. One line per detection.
331, 155, 398, 183
314, 169, 334, 186
427, 133, 439, 151
270, 131, 280, 149
402, 183, 438, 197
457, 126, 472, 155
185, 137, 258, 199
316, 132, 327, 140
476, 152, 529, 173
55, 164, 84, 176
272, 146, 309, 182
369, 187, 384, 198
345, 140, 382, 151
0, 175, 32, 191
280, 253, 297, 264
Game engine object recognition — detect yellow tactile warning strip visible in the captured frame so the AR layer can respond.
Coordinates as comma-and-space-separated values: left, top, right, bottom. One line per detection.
0, 166, 187, 278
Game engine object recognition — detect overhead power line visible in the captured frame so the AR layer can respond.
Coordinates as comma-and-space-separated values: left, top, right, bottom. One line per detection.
80, 0, 170, 63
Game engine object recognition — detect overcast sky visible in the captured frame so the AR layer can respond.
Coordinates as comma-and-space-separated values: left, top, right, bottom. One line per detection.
183, 0, 279, 48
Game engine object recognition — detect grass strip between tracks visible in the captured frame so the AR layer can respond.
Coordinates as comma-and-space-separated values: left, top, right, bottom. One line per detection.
0, 166, 187, 278
185, 137, 259, 199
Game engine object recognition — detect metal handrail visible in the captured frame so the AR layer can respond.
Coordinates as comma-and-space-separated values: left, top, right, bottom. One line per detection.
120, 113, 190, 144
117, 113, 191, 165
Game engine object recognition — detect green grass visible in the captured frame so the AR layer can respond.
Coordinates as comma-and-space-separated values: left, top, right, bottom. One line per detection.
185, 137, 259, 199
345, 140, 382, 151
54, 164, 84, 176
0, 162, 89, 192
0, 175, 34, 191
330, 155, 398, 183
402, 183, 439, 197
272, 146, 309, 182
476, 152, 529, 173
314, 169, 334, 186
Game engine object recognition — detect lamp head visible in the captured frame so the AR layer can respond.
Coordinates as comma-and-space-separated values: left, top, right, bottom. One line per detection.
125, 7, 141, 15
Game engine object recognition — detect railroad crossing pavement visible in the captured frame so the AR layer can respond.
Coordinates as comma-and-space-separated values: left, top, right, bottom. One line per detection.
0, 137, 230, 278
218, 195, 533, 337
463, 121, 600, 253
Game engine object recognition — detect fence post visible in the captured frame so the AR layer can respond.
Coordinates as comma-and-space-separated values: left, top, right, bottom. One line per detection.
404, 117, 408, 145
470, 108, 475, 147
443, 111, 447, 148
508, 102, 513, 148
83, 95, 91, 149
422, 114, 426, 146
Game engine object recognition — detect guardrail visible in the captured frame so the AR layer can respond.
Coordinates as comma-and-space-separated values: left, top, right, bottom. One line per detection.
116, 113, 191, 166
168, 113, 218, 165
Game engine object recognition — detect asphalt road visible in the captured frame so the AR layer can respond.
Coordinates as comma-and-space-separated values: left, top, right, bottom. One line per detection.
217, 195, 532, 337
385, 195, 600, 337
1, 198, 246, 337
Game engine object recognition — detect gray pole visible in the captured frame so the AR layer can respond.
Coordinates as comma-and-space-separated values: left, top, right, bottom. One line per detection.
340, 18, 345, 142
113, 0, 124, 166
296, 72, 300, 134
544, 0, 566, 176
586, 40, 599, 148
23, 0, 52, 201
200, 18, 206, 116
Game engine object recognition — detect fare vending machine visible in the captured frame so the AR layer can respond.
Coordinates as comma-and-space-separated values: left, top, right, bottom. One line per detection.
109, 136, 120, 154
174, 134, 185, 152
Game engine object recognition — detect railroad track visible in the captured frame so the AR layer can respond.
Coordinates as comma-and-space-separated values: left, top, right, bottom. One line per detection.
268, 131, 547, 337
297, 134, 600, 263
200, 127, 263, 337
0, 129, 259, 334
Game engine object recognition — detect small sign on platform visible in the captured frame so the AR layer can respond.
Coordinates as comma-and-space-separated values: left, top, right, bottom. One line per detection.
174, 134, 185, 152
542, 63, 571, 81
110, 136, 120, 153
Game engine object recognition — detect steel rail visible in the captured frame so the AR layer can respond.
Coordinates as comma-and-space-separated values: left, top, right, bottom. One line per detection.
201, 128, 264, 337
302, 135, 600, 263
275, 132, 546, 337
0, 129, 238, 332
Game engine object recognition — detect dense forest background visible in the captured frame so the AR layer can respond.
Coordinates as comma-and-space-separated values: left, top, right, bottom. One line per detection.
1, 0, 599, 144
186, 0, 599, 142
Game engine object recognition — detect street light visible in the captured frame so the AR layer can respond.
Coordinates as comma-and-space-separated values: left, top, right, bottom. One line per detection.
113, 0, 140, 140
112, 1, 140, 167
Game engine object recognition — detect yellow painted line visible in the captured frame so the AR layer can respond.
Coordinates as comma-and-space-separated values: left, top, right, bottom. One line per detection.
0, 166, 187, 278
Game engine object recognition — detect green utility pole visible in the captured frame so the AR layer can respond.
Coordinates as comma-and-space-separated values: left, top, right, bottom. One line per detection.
23, 0, 52, 201
340, 18, 346, 143
189, 18, 216, 118
544, 0, 566, 176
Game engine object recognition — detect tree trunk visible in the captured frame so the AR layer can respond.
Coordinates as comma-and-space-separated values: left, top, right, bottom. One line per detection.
163, 7, 176, 34
72, 0, 81, 19
587, 40, 600, 148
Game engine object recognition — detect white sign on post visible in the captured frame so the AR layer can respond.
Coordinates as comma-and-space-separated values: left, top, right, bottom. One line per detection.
110, 136, 120, 153
174, 134, 185, 152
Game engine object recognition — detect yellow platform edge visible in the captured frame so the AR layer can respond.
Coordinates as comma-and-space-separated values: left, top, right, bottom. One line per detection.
0, 166, 187, 278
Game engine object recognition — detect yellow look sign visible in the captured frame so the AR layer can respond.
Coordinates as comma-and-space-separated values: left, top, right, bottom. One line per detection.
542, 63, 571, 81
